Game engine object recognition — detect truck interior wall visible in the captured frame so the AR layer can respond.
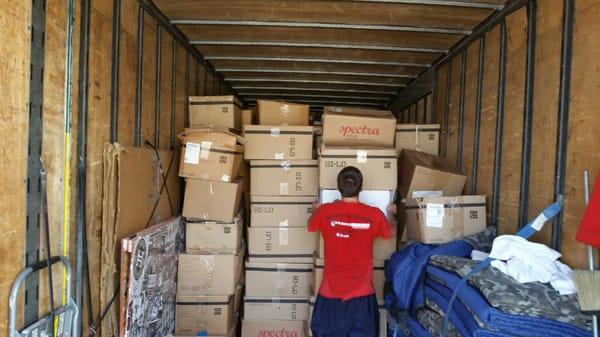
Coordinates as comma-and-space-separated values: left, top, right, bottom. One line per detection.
0, 0, 230, 333
408, 1, 600, 269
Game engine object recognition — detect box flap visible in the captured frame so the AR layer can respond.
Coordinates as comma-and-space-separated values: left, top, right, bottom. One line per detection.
189, 95, 242, 107
395, 124, 441, 132
258, 99, 308, 109
323, 106, 395, 119
250, 160, 318, 167
402, 149, 458, 173
319, 146, 398, 157
245, 261, 313, 270
179, 127, 245, 145
244, 125, 314, 134
405, 195, 486, 208
176, 294, 232, 304
244, 297, 310, 303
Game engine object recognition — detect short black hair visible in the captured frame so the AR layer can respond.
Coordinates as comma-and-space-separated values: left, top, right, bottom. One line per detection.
337, 166, 363, 198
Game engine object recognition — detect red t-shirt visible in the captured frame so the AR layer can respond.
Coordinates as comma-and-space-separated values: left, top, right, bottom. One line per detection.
308, 200, 392, 300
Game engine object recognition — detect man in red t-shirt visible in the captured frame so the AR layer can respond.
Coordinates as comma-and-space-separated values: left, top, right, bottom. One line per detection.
308, 166, 394, 337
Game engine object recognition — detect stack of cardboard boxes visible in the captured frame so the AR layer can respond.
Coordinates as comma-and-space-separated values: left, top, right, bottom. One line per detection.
176, 96, 245, 337
310, 106, 400, 337
394, 123, 487, 246
242, 100, 317, 337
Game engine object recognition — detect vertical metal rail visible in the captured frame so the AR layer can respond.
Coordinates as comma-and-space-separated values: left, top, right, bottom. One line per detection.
109, 0, 121, 143
170, 38, 177, 149
432, 71, 439, 123
422, 96, 428, 124
74, 0, 91, 335
443, 59, 452, 157
154, 26, 162, 147
134, 6, 144, 147
552, 0, 574, 250
204, 65, 209, 95
491, 21, 507, 227
457, 50, 467, 172
184, 52, 190, 128
25, 0, 46, 325
518, 0, 537, 228
195, 59, 200, 96
471, 36, 486, 194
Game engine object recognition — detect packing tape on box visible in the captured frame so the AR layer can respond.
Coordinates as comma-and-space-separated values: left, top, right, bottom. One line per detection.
221, 174, 231, 182
275, 263, 286, 289
280, 160, 292, 171
200, 141, 212, 160
275, 152, 285, 160
270, 127, 281, 137
280, 104, 290, 116
279, 219, 289, 227
198, 255, 216, 294
279, 227, 289, 245
280, 183, 290, 195
356, 150, 368, 164
414, 125, 422, 152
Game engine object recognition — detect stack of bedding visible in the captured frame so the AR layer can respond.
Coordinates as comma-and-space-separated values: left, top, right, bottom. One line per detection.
385, 229, 594, 337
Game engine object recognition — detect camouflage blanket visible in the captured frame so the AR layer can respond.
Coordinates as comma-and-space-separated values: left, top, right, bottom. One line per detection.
426, 255, 593, 337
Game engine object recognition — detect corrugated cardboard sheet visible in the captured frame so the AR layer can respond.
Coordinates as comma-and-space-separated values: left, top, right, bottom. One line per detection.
119, 217, 184, 337
101, 143, 181, 337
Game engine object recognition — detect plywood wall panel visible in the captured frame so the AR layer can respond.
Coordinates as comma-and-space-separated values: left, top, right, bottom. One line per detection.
141, 16, 157, 146
117, 28, 137, 146
435, 64, 448, 128
528, 0, 563, 244
175, 45, 187, 138
461, 42, 481, 193
160, 34, 174, 150
497, 8, 527, 235
445, 55, 462, 166
476, 25, 501, 220
562, 0, 600, 268
0, 0, 30, 332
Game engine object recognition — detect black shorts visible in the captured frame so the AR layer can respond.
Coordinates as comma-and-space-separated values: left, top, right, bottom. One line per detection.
311, 294, 379, 337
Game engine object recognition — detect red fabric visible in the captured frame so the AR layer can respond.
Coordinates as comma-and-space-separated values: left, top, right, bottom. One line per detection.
576, 172, 600, 248
308, 201, 392, 300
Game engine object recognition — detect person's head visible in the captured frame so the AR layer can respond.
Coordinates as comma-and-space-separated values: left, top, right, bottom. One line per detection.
337, 166, 363, 198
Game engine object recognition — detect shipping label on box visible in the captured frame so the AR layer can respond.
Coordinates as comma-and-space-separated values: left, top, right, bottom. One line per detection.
319, 147, 397, 190
250, 196, 317, 227
177, 245, 245, 296
244, 297, 310, 321
176, 295, 234, 336
244, 125, 314, 160
258, 100, 310, 126
183, 178, 244, 222
312, 257, 385, 300
248, 227, 316, 263
398, 150, 466, 199
322, 107, 397, 147
242, 320, 305, 337
251, 160, 318, 197
404, 195, 486, 244
245, 262, 313, 298
186, 213, 243, 254
395, 124, 440, 156
189, 96, 243, 131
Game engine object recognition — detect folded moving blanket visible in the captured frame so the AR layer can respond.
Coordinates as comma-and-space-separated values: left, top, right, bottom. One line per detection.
426, 256, 593, 337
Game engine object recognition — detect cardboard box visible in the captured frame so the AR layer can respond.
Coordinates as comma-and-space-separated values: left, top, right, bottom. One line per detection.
245, 262, 313, 298
244, 297, 310, 321
319, 147, 398, 190
322, 107, 396, 147
250, 196, 317, 227
186, 213, 243, 254
175, 294, 235, 335
248, 227, 317, 263
242, 320, 305, 337
258, 100, 310, 126
250, 160, 319, 197
244, 125, 314, 160
189, 96, 242, 131
308, 297, 386, 337
398, 150, 466, 199
395, 124, 440, 156
313, 257, 385, 300
178, 128, 244, 182
183, 178, 243, 222
242, 109, 255, 126
177, 246, 245, 296
318, 189, 397, 260
404, 195, 487, 244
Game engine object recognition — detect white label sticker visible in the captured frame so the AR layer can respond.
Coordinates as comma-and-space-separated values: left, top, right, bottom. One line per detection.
184, 142, 201, 164
200, 141, 212, 159
425, 203, 445, 228
221, 174, 231, 182
280, 183, 290, 195
357, 150, 368, 163
279, 228, 289, 245
531, 213, 549, 231
280, 160, 292, 171
275, 152, 285, 160
280, 105, 290, 115
279, 219, 289, 227
270, 127, 281, 137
